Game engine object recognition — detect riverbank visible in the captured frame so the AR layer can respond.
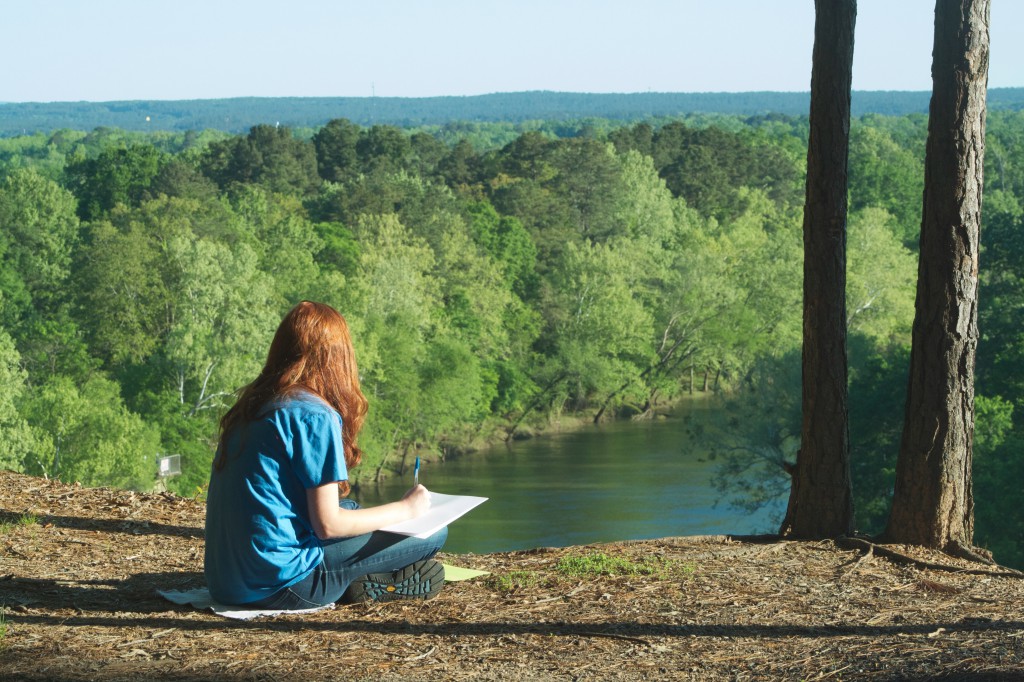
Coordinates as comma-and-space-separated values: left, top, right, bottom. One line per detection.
3, 470, 1024, 680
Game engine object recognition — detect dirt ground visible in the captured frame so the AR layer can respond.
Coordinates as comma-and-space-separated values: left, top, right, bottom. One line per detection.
2, 470, 1024, 681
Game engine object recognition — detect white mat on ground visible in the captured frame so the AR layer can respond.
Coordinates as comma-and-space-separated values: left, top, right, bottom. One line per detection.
157, 587, 334, 621
158, 563, 487, 620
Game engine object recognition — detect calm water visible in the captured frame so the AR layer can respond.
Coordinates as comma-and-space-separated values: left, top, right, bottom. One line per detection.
356, 406, 785, 554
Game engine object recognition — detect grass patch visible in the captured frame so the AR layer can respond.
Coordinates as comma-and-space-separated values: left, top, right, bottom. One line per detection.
555, 551, 695, 580
0, 605, 7, 647
488, 570, 542, 593
0, 513, 39, 535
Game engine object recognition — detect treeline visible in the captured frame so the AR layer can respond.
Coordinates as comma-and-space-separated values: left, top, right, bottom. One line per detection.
3, 89, 1024, 136
1, 111, 1023, 564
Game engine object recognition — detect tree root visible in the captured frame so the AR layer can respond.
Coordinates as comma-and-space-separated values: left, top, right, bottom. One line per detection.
836, 536, 1024, 578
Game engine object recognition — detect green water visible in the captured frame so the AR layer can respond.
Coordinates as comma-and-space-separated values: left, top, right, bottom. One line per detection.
356, 406, 785, 554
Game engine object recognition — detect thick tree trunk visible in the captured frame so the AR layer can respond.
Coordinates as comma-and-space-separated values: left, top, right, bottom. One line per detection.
780, 0, 856, 539
884, 0, 989, 550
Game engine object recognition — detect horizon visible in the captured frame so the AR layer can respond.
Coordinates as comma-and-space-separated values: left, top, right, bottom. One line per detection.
4, 1, 1021, 103
9, 86, 1024, 107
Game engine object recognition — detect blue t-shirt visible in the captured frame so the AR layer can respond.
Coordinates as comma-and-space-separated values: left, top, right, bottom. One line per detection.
204, 390, 348, 605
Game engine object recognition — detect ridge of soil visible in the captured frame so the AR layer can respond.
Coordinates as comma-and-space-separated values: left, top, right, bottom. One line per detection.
2, 470, 1023, 681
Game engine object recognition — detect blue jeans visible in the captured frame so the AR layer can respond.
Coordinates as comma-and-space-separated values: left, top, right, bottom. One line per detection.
247, 499, 448, 609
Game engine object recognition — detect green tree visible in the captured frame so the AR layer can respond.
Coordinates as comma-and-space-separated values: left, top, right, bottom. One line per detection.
973, 396, 1022, 565
63, 143, 165, 220
708, 352, 801, 519
201, 124, 319, 195
22, 374, 160, 490
229, 187, 325, 303
848, 124, 924, 244
343, 213, 440, 476
650, 122, 802, 221
545, 240, 655, 413
463, 200, 538, 298
76, 213, 179, 365
312, 118, 361, 183
846, 207, 916, 343
0, 330, 44, 473
976, 190, 1023, 403
435, 224, 521, 358
437, 138, 483, 189
148, 156, 220, 201
546, 138, 623, 242
0, 169, 80, 322
314, 221, 361, 277
356, 125, 412, 175
160, 235, 278, 418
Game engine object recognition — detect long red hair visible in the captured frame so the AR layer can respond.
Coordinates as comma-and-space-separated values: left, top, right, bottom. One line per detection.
215, 301, 368, 496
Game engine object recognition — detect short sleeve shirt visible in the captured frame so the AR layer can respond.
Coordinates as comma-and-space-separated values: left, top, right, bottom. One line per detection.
204, 390, 347, 605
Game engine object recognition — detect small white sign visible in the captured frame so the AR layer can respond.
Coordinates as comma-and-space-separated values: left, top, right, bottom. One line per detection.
158, 454, 181, 477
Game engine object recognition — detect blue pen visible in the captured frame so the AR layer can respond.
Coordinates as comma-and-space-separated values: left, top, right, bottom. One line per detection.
414, 457, 420, 486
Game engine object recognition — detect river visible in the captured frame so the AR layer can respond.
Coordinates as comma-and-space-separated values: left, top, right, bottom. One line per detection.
356, 403, 786, 555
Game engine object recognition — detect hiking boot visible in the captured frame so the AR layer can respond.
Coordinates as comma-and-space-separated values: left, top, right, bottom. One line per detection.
342, 559, 444, 603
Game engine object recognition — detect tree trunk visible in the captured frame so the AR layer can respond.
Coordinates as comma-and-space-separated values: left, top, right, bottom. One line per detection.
884, 0, 989, 551
780, 0, 856, 539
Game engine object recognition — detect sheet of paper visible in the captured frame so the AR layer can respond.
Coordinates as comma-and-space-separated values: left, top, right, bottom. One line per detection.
380, 492, 488, 539
441, 565, 490, 581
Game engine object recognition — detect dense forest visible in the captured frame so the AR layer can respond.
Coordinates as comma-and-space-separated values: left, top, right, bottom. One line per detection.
1, 109, 1023, 564
3, 88, 1024, 136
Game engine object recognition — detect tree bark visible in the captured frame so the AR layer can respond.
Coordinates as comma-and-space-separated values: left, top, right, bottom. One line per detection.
780, 0, 856, 539
884, 0, 990, 550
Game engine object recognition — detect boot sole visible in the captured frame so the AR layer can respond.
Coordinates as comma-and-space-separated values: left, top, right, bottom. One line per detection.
344, 560, 444, 603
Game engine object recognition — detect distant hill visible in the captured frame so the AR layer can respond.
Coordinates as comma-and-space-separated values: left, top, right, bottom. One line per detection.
1, 89, 1022, 136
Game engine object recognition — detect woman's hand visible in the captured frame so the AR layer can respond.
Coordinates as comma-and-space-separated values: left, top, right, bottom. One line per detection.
308, 481, 431, 539
401, 484, 432, 518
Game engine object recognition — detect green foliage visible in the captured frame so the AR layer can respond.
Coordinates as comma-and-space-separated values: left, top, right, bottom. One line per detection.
554, 552, 673, 579
847, 338, 908, 533
0, 330, 45, 473
0, 512, 39, 536
13, 90, 1020, 137
0, 169, 80, 326
547, 240, 655, 409
201, 124, 318, 195
848, 124, 924, 244
312, 118, 361, 184
846, 207, 917, 343
63, 143, 166, 220
1, 108, 1023, 567
21, 374, 160, 490
633, 121, 804, 221
488, 570, 542, 593
464, 200, 538, 298
314, 220, 360, 276
357, 125, 413, 175
973, 396, 1020, 565
706, 353, 801, 519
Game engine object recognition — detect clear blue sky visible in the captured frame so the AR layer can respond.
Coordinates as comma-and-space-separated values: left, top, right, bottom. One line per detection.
4, 0, 1021, 102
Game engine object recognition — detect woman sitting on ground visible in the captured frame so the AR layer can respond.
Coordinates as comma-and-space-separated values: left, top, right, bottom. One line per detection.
204, 301, 446, 609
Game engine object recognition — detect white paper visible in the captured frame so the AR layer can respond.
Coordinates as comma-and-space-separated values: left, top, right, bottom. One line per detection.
380, 492, 488, 539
